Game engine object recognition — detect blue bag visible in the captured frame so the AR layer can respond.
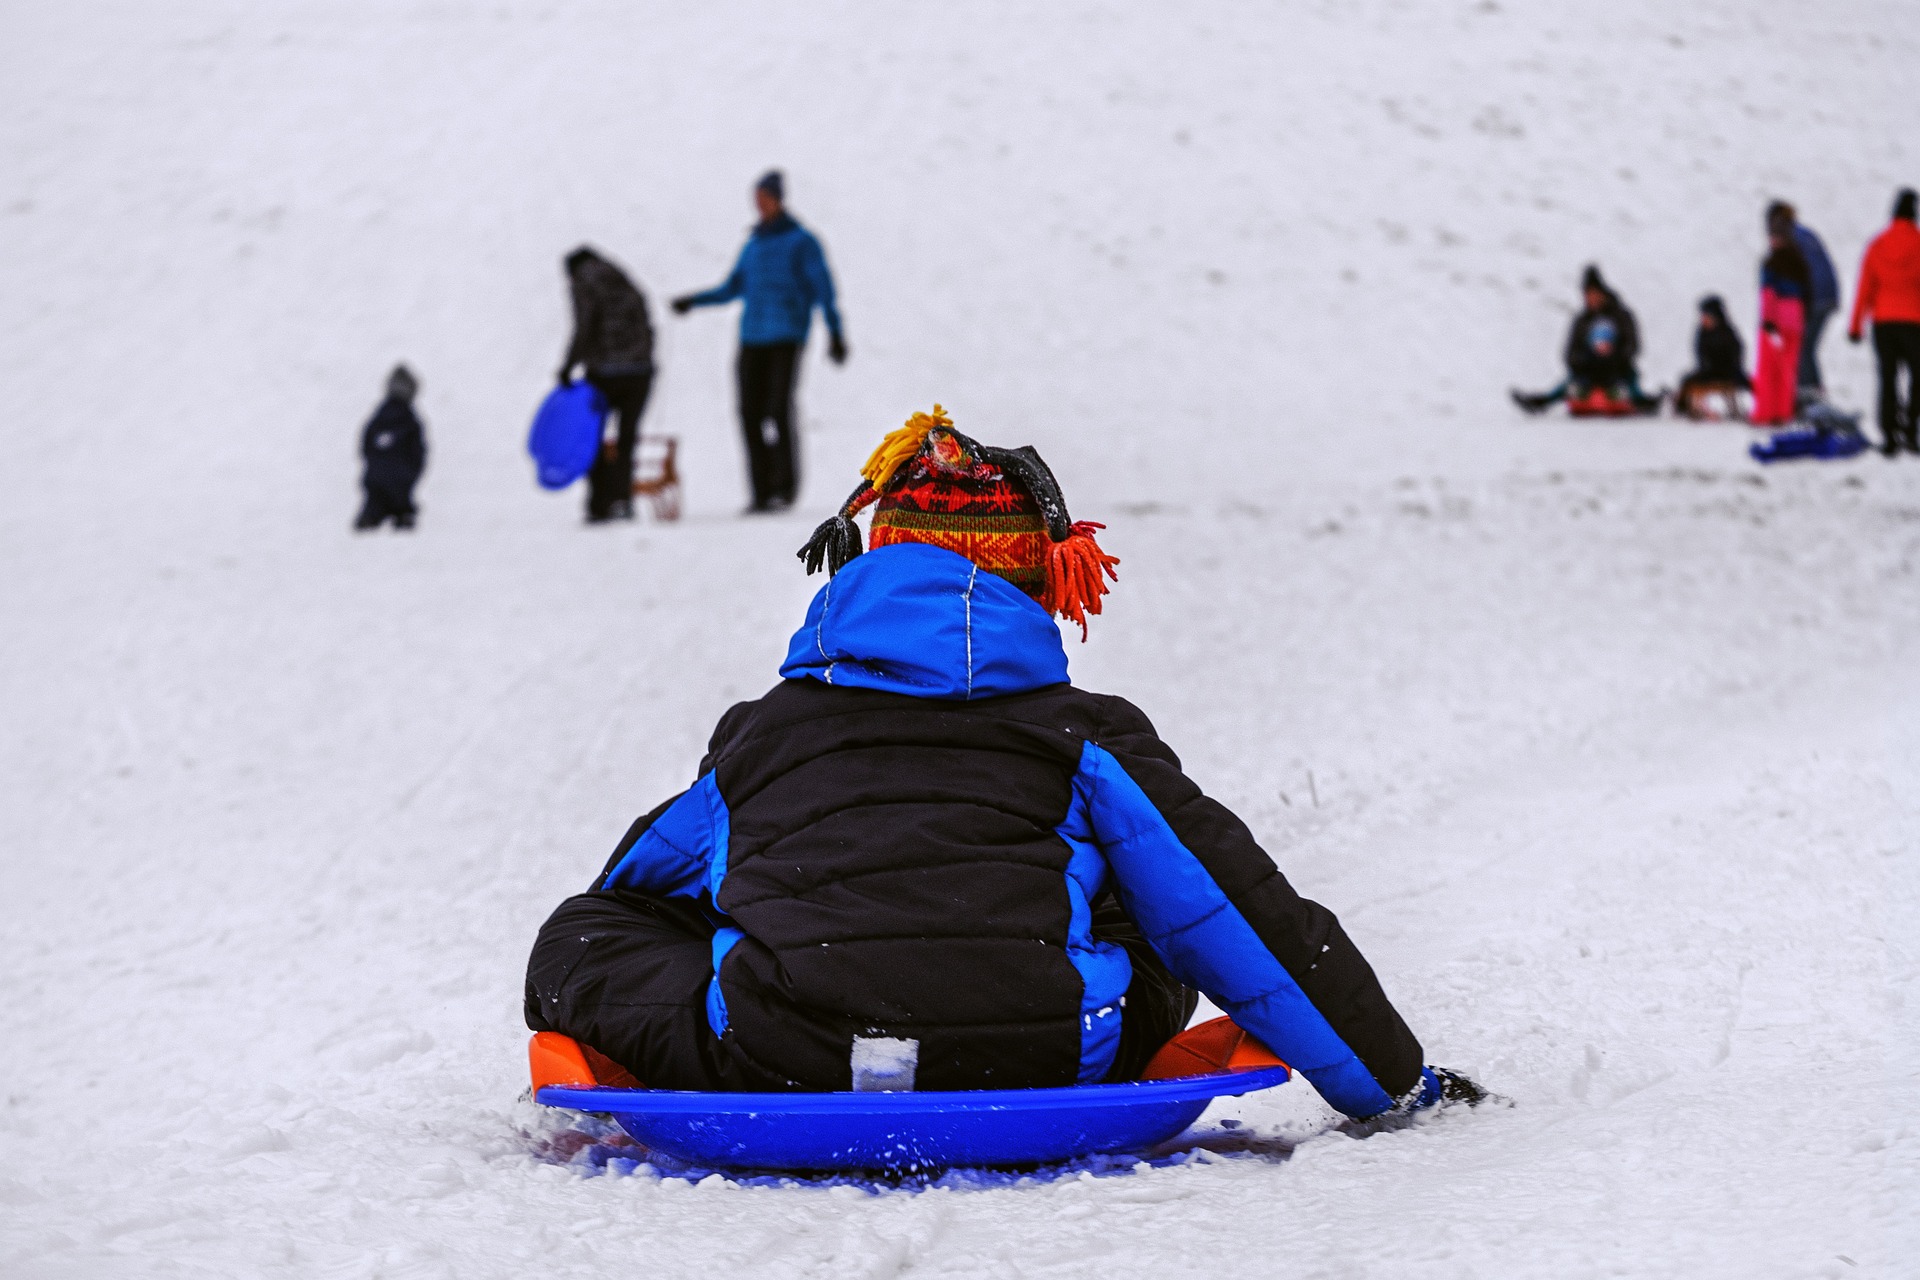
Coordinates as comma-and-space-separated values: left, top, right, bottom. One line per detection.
528, 382, 607, 490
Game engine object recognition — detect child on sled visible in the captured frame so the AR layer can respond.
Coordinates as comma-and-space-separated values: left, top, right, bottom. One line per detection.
525, 407, 1481, 1121
1512, 265, 1661, 416
1675, 296, 1751, 421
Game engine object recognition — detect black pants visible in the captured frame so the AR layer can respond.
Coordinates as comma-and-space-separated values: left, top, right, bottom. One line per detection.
736, 342, 801, 508
354, 479, 416, 529
585, 369, 654, 519
1874, 322, 1920, 451
524, 889, 1197, 1091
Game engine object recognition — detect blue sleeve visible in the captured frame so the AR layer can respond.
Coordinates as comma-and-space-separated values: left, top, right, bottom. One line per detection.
800, 232, 842, 339
684, 246, 749, 308
1795, 227, 1840, 307
595, 772, 731, 900
1073, 696, 1428, 1118
1073, 744, 1399, 1118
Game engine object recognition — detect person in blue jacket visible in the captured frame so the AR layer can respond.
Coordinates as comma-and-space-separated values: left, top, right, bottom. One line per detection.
671, 171, 848, 513
1767, 201, 1842, 393
525, 407, 1487, 1119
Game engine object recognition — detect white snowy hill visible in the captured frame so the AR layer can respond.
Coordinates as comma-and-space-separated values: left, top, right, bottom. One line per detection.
1, 2, 1914, 1276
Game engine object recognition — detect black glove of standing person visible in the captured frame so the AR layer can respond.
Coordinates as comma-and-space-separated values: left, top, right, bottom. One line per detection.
670, 295, 696, 315
828, 332, 848, 365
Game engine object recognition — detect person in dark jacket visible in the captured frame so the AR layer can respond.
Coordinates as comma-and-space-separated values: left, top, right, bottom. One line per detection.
1674, 296, 1750, 420
559, 247, 656, 523
1766, 201, 1842, 393
1511, 266, 1658, 414
671, 171, 847, 513
525, 406, 1483, 1119
354, 365, 426, 531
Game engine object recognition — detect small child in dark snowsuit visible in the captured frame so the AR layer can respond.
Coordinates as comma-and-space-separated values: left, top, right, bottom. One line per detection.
1675, 296, 1751, 420
354, 365, 427, 531
524, 406, 1484, 1120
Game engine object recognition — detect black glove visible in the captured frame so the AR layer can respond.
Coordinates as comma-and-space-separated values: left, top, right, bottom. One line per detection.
556, 366, 573, 387
1848, 330, 1863, 345
670, 295, 696, 316
828, 333, 848, 365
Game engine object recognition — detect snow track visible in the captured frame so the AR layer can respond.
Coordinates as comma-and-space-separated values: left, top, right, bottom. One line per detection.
2, 2, 1915, 1277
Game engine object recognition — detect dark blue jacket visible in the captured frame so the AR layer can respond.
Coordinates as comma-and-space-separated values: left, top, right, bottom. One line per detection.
591, 543, 1426, 1117
1794, 225, 1841, 311
683, 213, 843, 347
360, 396, 425, 494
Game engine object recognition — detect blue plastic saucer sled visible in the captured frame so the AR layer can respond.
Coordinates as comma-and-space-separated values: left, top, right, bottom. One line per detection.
528, 1019, 1292, 1172
1751, 404, 1870, 465
527, 382, 606, 490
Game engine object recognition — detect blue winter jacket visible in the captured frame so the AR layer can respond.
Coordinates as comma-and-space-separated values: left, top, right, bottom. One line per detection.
593, 544, 1429, 1116
1793, 225, 1841, 311
683, 212, 844, 347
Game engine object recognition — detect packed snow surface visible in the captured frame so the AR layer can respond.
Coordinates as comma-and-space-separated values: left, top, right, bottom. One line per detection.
2, 2, 1916, 1276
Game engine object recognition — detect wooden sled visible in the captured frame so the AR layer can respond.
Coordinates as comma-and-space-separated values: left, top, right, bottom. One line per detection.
1676, 380, 1750, 423
631, 437, 682, 522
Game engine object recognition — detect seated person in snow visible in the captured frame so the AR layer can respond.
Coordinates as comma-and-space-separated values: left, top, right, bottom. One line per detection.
354, 365, 427, 531
524, 408, 1482, 1120
1512, 265, 1659, 414
1675, 295, 1751, 420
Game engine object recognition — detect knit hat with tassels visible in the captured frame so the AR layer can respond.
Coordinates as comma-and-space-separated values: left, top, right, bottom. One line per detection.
797, 406, 1119, 639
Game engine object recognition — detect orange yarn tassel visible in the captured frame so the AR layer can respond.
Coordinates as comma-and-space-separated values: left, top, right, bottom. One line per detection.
1043, 522, 1120, 641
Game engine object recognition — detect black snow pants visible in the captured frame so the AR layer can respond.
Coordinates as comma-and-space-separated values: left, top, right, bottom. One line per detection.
585, 368, 654, 520
1873, 321, 1920, 452
354, 479, 416, 530
524, 890, 1197, 1091
736, 341, 801, 509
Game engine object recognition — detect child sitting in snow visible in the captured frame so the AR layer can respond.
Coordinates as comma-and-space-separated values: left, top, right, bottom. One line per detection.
524, 407, 1481, 1119
1675, 296, 1751, 420
1511, 265, 1659, 415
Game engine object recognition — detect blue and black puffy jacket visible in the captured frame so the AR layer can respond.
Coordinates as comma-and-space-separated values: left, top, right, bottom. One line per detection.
681, 212, 843, 348
592, 543, 1426, 1118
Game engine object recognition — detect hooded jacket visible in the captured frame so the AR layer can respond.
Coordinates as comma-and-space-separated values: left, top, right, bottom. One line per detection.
359, 396, 426, 494
681, 212, 844, 348
1849, 218, 1920, 336
565, 253, 655, 376
1693, 300, 1747, 383
589, 542, 1425, 1119
1564, 296, 1641, 385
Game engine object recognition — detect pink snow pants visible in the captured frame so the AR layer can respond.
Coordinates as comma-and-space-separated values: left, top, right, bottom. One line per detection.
1752, 289, 1804, 425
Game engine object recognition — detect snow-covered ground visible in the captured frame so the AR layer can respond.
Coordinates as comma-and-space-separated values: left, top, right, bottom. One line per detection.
2, 2, 1915, 1276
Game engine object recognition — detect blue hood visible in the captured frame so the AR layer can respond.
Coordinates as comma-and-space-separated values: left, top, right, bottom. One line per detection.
781, 544, 1069, 699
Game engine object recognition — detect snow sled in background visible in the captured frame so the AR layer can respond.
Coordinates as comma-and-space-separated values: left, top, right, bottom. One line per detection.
528, 1017, 1292, 1173
1749, 403, 1869, 465
1565, 386, 1653, 418
1676, 379, 1750, 423
630, 436, 682, 522
527, 382, 606, 490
